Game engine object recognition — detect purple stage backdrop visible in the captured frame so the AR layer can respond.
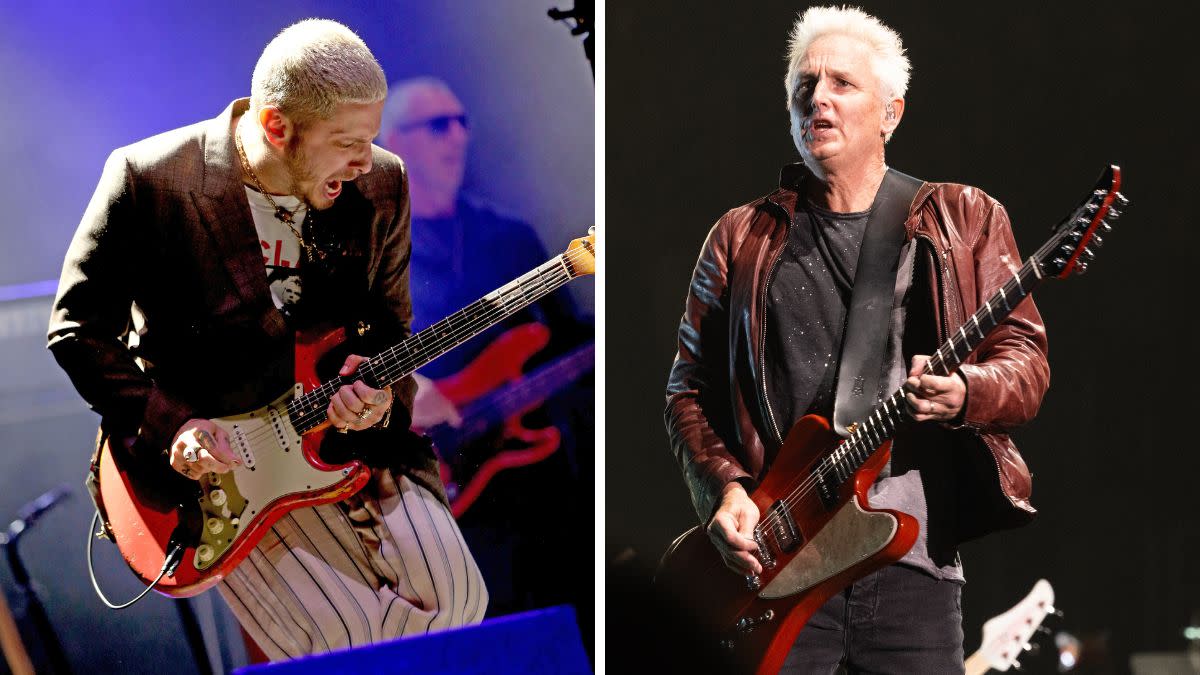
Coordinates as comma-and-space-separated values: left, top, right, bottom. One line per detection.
0, 2, 593, 674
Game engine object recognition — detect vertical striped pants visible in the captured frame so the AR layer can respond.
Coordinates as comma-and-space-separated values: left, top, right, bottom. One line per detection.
217, 469, 488, 661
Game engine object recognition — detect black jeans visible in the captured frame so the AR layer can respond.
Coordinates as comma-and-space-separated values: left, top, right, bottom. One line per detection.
781, 564, 965, 674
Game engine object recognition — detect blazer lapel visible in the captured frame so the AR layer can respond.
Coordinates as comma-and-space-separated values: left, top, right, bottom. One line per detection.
194, 99, 288, 339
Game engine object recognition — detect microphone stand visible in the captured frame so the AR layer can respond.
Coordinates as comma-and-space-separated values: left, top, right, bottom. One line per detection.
1, 486, 73, 674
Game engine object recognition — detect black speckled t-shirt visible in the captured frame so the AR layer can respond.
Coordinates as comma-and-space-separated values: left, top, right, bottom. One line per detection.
764, 201, 871, 434
762, 198, 964, 583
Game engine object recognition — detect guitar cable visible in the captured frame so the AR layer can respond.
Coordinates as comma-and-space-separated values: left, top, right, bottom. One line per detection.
86, 511, 184, 610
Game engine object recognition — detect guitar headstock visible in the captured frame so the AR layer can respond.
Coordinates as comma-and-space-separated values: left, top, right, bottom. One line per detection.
1037, 165, 1126, 279
564, 226, 596, 278
977, 579, 1057, 672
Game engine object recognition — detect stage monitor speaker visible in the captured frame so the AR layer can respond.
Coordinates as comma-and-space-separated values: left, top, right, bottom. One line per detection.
232, 604, 590, 674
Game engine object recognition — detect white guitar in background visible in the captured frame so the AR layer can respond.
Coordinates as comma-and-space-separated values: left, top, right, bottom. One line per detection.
965, 579, 1057, 674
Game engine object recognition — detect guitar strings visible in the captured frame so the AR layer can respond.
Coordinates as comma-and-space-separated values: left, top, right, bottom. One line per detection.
292, 245, 589, 428
235, 246, 585, 450
287, 258, 573, 430
750, 264, 1043, 548
223, 245, 592, 453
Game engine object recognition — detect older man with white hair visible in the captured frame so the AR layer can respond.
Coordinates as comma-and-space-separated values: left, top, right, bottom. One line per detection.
665, 6, 1049, 671
50, 19, 486, 663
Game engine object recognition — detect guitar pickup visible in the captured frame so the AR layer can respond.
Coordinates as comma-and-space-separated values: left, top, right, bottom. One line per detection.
229, 424, 257, 469
766, 500, 802, 554
812, 467, 838, 511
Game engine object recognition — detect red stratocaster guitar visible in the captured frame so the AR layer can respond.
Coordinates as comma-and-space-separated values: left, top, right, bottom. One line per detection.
95, 230, 595, 598
423, 323, 595, 517
655, 168, 1125, 675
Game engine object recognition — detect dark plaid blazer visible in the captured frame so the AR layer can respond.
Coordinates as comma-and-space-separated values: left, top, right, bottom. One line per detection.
48, 99, 443, 502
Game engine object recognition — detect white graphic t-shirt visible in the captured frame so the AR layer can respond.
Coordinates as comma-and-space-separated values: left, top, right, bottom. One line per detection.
245, 187, 308, 311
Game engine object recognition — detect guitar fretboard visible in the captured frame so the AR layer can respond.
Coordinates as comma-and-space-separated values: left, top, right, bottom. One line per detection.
285, 253, 583, 434
817, 257, 1044, 491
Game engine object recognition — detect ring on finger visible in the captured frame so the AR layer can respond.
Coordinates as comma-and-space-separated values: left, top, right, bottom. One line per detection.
182, 447, 199, 463
357, 405, 372, 420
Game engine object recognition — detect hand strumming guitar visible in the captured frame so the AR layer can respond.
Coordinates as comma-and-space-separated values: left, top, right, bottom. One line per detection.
168, 420, 239, 480
707, 481, 762, 576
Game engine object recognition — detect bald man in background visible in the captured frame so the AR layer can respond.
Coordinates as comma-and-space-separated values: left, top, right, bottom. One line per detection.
382, 77, 594, 623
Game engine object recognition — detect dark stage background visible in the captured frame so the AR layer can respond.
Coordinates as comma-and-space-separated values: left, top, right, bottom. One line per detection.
607, 2, 1199, 673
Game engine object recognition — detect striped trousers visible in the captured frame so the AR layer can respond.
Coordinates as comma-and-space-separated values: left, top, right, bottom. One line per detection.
217, 469, 488, 660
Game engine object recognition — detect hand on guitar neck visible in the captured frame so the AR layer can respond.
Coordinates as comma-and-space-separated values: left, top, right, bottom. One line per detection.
902, 354, 966, 424
411, 372, 462, 431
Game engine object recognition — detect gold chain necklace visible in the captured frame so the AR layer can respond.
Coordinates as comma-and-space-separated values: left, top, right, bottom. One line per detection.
234, 127, 319, 261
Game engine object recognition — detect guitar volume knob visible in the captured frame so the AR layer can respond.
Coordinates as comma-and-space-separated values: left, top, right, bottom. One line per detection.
196, 545, 215, 563
206, 517, 224, 534
209, 489, 227, 506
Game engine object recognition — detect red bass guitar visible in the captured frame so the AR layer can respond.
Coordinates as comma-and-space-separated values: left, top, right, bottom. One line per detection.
655, 169, 1124, 675
424, 323, 594, 517
95, 230, 595, 598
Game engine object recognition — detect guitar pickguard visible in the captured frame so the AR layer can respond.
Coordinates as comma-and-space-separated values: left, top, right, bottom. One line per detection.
196, 385, 345, 571
759, 496, 897, 600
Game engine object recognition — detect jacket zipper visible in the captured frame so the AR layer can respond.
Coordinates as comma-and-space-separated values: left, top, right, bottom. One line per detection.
916, 233, 953, 348
760, 201, 790, 446
919, 232, 1011, 501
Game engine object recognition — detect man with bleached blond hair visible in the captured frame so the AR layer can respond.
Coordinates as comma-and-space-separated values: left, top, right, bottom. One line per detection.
666, 6, 1048, 671
50, 19, 486, 662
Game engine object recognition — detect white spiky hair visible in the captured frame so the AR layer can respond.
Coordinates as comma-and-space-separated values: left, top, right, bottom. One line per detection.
785, 6, 910, 110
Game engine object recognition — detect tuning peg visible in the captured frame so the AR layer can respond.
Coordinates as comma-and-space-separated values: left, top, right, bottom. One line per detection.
1100, 221, 1112, 234
1076, 261, 1089, 274
1084, 202, 1100, 214
1114, 192, 1129, 207
1012, 659, 1023, 670
1059, 243, 1075, 255
1106, 207, 1122, 220
1052, 257, 1067, 269
1082, 247, 1096, 261
1037, 626, 1053, 636
1091, 234, 1103, 247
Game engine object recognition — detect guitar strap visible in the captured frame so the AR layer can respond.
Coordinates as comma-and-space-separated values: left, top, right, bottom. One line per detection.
832, 168, 923, 437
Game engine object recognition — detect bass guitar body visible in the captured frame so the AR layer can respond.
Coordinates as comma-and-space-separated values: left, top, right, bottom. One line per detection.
431, 323, 560, 518
655, 414, 918, 675
96, 325, 367, 597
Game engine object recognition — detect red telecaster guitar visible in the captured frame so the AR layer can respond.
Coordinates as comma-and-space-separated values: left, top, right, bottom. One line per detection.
96, 230, 595, 597
423, 323, 594, 517
655, 168, 1125, 674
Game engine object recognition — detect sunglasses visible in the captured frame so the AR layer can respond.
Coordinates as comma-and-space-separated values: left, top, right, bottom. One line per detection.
397, 114, 469, 135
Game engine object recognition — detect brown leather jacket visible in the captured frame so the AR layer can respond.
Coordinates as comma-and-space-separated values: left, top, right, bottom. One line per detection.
665, 164, 1050, 544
